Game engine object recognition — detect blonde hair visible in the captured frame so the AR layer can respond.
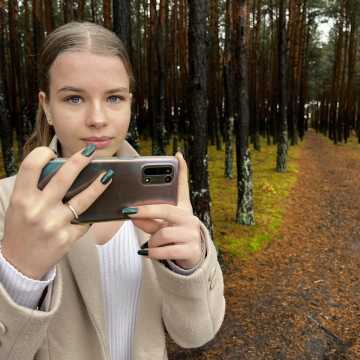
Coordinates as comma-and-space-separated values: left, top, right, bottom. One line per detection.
24, 21, 134, 156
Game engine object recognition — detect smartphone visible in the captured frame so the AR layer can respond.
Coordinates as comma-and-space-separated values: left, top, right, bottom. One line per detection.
38, 156, 179, 223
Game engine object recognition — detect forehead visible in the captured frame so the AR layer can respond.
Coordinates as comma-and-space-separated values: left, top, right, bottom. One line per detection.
49, 51, 130, 90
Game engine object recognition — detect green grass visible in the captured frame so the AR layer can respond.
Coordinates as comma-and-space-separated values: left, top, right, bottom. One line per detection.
207, 141, 301, 258
139, 137, 302, 258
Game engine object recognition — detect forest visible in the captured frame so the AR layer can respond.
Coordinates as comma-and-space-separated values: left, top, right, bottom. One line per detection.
1, 0, 360, 358
1, 0, 360, 227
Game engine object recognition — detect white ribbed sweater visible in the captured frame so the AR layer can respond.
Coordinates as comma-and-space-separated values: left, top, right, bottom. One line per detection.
96, 221, 142, 360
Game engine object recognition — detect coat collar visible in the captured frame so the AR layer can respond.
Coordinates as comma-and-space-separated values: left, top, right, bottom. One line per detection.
50, 135, 143, 357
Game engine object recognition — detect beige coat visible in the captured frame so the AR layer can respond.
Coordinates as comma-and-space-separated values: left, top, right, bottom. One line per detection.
0, 141, 225, 360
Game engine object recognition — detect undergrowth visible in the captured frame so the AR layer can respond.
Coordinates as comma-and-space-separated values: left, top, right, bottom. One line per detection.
140, 137, 302, 258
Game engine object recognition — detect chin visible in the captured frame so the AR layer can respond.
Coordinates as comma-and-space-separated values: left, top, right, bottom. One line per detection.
93, 148, 117, 158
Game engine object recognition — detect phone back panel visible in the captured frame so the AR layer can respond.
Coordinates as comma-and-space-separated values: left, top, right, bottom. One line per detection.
38, 156, 179, 223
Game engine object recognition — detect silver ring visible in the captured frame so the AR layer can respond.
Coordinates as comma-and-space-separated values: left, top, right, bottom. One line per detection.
66, 202, 79, 220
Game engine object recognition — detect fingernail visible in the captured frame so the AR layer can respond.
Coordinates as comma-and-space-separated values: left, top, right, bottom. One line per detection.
122, 207, 138, 215
176, 151, 184, 159
82, 143, 97, 157
137, 249, 148, 256
100, 169, 114, 185
141, 241, 148, 249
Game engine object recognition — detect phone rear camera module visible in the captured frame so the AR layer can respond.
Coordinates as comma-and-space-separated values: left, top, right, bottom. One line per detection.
164, 175, 172, 183
144, 166, 173, 176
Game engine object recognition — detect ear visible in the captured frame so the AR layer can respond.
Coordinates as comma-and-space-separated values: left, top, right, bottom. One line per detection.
38, 91, 53, 126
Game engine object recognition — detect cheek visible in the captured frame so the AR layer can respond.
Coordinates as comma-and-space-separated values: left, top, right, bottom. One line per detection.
114, 108, 131, 132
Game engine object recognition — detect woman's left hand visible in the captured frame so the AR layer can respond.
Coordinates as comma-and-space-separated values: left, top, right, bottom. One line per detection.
125, 152, 202, 269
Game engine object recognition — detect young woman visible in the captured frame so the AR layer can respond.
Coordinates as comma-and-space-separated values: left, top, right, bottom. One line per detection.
0, 22, 225, 360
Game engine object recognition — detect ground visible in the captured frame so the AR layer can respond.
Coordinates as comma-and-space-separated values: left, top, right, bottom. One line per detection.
168, 130, 360, 359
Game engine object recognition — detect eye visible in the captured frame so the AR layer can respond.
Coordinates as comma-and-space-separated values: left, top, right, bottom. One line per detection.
65, 95, 82, 104
107, 95, 124, 104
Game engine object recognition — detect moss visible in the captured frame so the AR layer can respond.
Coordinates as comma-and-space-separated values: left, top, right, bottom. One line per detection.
208, 141, 302, 258
137, 137, 302, 259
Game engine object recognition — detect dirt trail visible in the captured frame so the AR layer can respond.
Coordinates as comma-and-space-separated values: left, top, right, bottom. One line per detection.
168, 130, 360, 359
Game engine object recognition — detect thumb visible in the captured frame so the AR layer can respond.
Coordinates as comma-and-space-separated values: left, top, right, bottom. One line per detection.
175, 152, 192, 212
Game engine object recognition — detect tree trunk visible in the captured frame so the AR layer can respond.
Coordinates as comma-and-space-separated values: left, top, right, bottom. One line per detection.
149, 0, 166, 155
63, 0, 73, 22
103, 0, 111, 29
113, 0, 131, 52
113, 0, 139, 151
208, 0, 221, 150
8, 0, 25, 156
155, 0, 167, 154
0, 0, 16, 175
170, 0, 180, 154
24, 0, 37, 126
276, 0, 289, 172
298, 0, 309, 140
235, 0, 255, 225
187, 0, 212, 234
252, 0, 262, 151
91, 0, 97, 22
224, 0, 234, 179
33, 0, 45, 64
44, 0, 55, 34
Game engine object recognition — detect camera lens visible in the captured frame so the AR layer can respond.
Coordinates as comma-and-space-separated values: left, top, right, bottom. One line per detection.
165, 176, 172, 183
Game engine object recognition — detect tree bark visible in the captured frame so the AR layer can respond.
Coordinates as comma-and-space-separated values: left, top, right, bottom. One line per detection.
8, 0, 26, 156
0, 0, 16, 175
187, 0, 212, 234
44, 0, 55, 34
113, 0, 131, 52
113, 0, 140, 151
208, 0, 221, 150
103, 0, 111, 29
224, 0, 234, 179
276, 0, 289, 172
235, 0, 255, 225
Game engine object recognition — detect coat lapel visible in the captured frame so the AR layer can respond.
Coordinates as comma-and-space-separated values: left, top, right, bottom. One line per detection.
66, 230, 109, 356
56, 138, 140, 357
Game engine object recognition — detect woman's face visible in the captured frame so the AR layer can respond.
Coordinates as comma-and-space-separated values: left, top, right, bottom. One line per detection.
39, 51, 132, 157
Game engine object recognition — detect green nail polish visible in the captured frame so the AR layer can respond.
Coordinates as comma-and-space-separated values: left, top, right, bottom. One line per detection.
81, 143, 97, 157
122, 207, 138, 215
100, 169, 114, 185
137, 249, 148, 256
141, 241, 149, 249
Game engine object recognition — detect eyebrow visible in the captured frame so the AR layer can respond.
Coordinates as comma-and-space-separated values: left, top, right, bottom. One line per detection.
57, 86, 130, 94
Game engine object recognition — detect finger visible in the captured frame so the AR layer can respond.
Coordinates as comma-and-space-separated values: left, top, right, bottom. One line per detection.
125, 204, 192, 226
69, 223, 92, 240
43, 144, 97, 201
142, 243, 192, 261
146, 226, 195, 248
62, 169, 113, 222
15, 147, 56, 194
175, 152, 192, 212
131, 218, 166, 235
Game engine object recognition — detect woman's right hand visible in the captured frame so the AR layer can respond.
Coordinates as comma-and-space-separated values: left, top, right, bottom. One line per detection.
1, 144, 112, 280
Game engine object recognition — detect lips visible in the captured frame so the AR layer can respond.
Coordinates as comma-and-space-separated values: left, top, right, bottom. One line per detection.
82, 136, 113, 149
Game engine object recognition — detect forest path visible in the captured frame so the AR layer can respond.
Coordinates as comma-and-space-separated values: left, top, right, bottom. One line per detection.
168, 130, 360, 359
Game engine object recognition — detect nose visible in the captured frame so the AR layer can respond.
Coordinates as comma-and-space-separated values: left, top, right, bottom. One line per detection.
85, 101, 108, 128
